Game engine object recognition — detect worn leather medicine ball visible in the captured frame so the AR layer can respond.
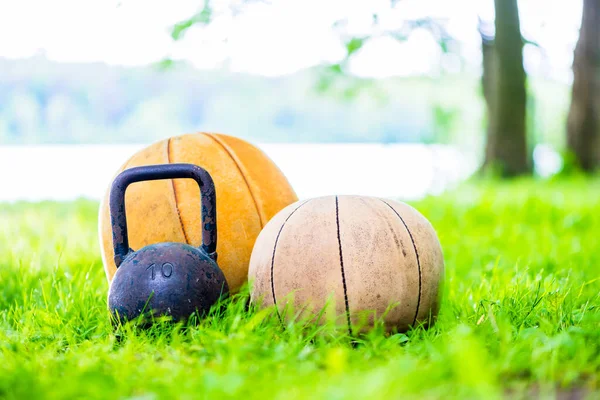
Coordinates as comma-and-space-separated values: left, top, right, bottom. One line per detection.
248, 195, 444, 333
99, 133, 298, 292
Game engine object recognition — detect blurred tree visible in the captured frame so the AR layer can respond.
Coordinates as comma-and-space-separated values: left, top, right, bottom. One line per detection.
481, 0, 529, 177
566, 0, 600, 172
479, 19, 495, 167
172, 1, 535, 174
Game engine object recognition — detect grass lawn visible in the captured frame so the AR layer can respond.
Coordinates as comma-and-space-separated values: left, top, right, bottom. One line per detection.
1, 178, 599, 399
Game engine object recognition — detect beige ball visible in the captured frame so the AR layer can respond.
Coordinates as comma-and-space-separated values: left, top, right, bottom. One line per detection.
248, 195, 444, 333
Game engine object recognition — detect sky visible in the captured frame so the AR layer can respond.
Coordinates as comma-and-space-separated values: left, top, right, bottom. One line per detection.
0, 0, 584, 82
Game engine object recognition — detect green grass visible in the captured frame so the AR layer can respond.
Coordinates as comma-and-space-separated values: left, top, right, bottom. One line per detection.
1, 179, 599, 399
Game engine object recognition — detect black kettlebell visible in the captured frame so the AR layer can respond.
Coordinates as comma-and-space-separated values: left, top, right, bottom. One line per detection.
107, 163, 229, 324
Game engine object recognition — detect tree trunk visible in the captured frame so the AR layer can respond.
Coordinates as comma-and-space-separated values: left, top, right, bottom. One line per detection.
480, 19, 496, 166
483, 0, 529, 176
566, 0, 600, 172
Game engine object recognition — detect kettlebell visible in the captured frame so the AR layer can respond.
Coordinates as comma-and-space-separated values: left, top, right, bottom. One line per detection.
107, 163, 229, 324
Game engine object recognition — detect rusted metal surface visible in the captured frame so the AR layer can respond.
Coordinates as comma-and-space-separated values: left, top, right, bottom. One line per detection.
107, 163, 227, 323
108, 242, 228, 322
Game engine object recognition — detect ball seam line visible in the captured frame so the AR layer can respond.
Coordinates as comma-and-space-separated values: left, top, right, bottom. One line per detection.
380, 199, 423, 327
167, 137, 191, 245
335, 196, 353, 336
270, 199, 311, 323
204, 133, 266, 228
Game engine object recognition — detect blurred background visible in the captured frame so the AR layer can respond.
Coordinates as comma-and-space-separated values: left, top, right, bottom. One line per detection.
0, 0, 596, 201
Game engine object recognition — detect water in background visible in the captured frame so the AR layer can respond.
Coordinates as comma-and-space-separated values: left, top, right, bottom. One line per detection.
0, 144, 484, 202
0, 143, 561, 202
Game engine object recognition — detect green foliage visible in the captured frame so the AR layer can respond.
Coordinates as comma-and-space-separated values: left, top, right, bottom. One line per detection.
345, 37, 365, 57
154, 58, 179, 71
171, 0, 212, 40
431, 103, 460, 144
0, 57, 481, 145
554, 151, 587, 177
0, 56, 572, 148
1, 180, 599, 398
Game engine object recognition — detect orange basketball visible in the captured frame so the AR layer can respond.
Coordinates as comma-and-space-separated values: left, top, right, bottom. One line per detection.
98, 133, 298, 292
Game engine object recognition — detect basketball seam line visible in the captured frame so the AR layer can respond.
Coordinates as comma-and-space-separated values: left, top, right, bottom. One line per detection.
270, 199, 311, 323
380, 199, 422, 327
167, 137, 191, 245
204, 133, 265, 228
335, 196, 353, 336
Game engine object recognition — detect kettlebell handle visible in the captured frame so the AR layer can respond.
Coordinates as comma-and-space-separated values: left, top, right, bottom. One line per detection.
109, 163, 217, 268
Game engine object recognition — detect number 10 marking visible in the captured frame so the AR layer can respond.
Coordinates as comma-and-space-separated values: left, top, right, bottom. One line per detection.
146, 263, 174, 280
